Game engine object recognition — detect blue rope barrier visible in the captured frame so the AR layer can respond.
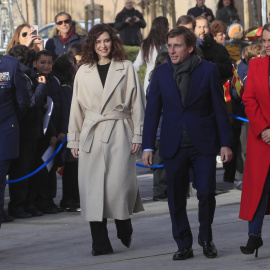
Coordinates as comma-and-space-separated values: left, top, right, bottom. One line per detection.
228, 113, 249, 123
6, 137, 67, 184
136, 163, 164, 169
6, 113, 249, 181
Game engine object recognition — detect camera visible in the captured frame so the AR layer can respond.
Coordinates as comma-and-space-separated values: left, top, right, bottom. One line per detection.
129, 17, 136, 23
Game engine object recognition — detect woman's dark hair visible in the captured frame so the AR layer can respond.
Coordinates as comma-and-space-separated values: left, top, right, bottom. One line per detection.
81, 23, 127, 66
53, 54, 76, 85
8, 44, 32, 66
141, 16, 169, 62
217, 0, 237, 11
166, 26, 198, 54
210, 20, 227, 36
68, 43, 82, 56
149, 51, 168, 81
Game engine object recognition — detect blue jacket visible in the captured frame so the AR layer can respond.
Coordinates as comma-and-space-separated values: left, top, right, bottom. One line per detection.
0, 55, 31, 161
142, 57, 233, 158
45, 33, 86, 60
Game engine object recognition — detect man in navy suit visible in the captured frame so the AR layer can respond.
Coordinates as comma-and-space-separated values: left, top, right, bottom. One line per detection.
0, 55, 30, 225
142, 27, 233, 260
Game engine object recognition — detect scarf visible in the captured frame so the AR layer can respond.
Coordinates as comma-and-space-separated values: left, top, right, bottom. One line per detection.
172, 54, 201, 105
58, 26, 75, 45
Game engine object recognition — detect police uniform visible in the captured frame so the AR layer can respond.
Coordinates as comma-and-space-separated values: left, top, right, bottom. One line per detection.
0, 55, 30, 224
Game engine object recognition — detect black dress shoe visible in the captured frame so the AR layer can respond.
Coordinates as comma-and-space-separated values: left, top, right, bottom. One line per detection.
153, 193, 168, 201
173, 248, 194, 260
13, 211, 32, 219
91, 250, 113, 256
28, 209, 43, 217
121, 236, 132, 248
198, 236, 217, 258
2, 211, 14, 223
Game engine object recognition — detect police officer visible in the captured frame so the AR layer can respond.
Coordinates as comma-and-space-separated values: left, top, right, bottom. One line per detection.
0, 54, 30, 225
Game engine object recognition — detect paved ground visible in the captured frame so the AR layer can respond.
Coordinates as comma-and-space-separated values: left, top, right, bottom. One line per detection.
1, 163, 269, 270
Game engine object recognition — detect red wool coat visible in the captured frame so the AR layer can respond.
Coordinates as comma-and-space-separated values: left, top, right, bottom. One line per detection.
239, 56, 270, 221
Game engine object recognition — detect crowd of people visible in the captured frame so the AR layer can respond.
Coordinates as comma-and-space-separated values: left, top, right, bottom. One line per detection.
0, 0, 270, 261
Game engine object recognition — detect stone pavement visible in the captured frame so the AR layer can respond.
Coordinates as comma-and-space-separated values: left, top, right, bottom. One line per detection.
1, 165, 270, 270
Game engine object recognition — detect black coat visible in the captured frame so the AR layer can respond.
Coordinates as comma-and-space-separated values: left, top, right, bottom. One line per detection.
19, 64, 47, 140
199, 35, 233, 81
59, 84, 72, 134
187, 5, 215, 22
46, 72, 61, 137
114, 7, 146, 46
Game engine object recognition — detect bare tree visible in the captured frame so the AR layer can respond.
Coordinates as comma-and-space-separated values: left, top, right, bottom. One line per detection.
112, 0, 118, 19
30, 0, 37, 25
252, 0, 258, 27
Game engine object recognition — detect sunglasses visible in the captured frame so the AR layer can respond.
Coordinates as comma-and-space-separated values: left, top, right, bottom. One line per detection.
21, 32, 28, 37
56, 19, 71, 25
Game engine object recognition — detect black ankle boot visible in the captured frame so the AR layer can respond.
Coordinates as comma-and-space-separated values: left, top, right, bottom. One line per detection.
240, 236, 263, 258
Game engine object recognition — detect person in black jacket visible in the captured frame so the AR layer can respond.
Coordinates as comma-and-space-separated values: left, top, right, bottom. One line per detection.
195, 16, 232, 82
7, 45, 47, 219
45, 12, 86, 60
53, 54, 80, 212
32, 50, 63, 214
115, 0, 146, 46
187, 0, 215, 22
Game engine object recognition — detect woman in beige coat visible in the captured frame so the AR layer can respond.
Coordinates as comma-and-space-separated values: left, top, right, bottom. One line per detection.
67, 23, 145, 256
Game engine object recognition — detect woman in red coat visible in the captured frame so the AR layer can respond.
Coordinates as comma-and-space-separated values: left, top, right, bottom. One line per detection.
239, 24, 270, 257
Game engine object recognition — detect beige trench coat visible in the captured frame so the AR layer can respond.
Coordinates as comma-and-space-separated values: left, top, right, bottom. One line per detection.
67, 60, 145, 221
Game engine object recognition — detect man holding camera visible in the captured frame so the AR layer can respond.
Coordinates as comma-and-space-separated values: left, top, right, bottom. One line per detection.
115, 0, 146, 46
187, 0, 215, 22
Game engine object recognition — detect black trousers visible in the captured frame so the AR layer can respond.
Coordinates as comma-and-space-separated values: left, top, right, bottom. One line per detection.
33, 137, 57, 210
8, 140, 38, 214
89, 218, 133, 252
0, 160, 10, 225
60, 161, 79, 208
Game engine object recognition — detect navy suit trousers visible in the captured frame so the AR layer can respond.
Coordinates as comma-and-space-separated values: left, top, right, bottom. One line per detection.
163, 146, 216, 249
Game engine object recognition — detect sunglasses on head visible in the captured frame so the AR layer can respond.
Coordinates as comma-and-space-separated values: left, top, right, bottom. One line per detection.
56, 19, 71, 25
21, 32, 28, 37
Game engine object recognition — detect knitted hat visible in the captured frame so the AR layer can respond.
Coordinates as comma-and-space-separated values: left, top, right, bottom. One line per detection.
227, 23, 243, 40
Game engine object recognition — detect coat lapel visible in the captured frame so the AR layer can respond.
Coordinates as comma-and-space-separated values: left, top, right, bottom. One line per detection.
101, 60, 125, 112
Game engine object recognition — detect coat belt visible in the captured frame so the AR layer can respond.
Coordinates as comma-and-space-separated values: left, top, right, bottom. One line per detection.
82, 107, 131, 153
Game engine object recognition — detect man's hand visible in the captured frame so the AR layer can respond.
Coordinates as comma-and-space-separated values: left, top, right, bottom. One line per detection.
125, 17, 131, 23
142, 151, 153, 168
50, 136, 57, 146
220, 147, 233, 162
131, 143, 141, 154
261, 128, 270, 145
71, 149, 79, 159
57, 133, 66, 141
134, 16, 140, 22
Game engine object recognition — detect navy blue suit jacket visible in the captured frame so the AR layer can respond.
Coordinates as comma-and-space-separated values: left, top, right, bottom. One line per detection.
0, 55, 30, 161
142, 57, 233, 158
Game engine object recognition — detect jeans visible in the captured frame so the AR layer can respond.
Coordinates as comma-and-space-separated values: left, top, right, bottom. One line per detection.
248, 168, 270, 237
